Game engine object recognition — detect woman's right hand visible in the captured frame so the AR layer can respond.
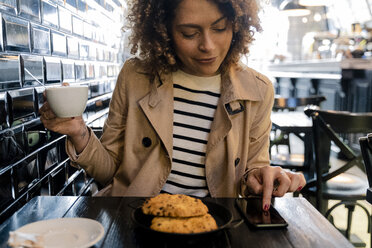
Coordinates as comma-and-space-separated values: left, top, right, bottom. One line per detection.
39, 91, 90, 154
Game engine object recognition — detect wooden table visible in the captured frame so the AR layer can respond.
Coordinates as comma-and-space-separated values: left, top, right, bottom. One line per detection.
271, 111, 313, 172
0, 196, 352, 248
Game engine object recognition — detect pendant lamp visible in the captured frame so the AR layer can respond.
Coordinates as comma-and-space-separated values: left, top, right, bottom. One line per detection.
280, 0, 311, 17
299, 0, 329, 6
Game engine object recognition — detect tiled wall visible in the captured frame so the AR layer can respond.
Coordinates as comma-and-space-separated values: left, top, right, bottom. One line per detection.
0, 0, 126, 222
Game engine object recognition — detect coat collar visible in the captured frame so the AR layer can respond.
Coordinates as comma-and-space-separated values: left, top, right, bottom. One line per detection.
220, 63, 267, 104
137, 62, 268, 106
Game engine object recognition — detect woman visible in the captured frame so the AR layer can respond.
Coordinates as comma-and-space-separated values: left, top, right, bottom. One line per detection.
40, 0, 305, 211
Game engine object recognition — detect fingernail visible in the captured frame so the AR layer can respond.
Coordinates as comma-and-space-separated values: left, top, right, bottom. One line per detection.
264, 204, 269, 211
297, 186, 303, 191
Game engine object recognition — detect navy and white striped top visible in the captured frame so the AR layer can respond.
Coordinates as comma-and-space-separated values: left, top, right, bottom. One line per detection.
161, 70, 221, 197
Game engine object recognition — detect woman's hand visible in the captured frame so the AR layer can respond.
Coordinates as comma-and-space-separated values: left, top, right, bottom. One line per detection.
39, 91, 89, 154
245, 166, 306, 211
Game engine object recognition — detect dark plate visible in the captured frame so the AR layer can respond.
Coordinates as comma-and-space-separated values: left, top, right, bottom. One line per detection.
131, 200, 233, 237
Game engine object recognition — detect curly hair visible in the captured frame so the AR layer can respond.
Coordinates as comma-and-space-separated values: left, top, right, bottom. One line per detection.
126, 0, 261, 76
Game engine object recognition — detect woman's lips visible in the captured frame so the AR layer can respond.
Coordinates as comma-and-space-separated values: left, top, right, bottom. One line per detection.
195, 57, 217, 63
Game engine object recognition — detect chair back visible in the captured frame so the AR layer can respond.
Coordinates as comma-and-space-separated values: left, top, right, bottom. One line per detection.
304, 107, 372, 211
273, 95, 326, 111
359, 133, 372, 204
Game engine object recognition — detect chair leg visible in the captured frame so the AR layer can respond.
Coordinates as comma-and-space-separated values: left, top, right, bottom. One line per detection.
270, 130, 291, 154
325, 201, 370, 247
286, 132, 291, 154
345, 204, 355, 240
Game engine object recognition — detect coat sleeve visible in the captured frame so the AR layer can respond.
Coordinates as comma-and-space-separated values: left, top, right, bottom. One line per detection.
65, 59, 132, 186
240, 72, 274, 196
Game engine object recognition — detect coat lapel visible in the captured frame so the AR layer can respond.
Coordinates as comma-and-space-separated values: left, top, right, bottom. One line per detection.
206, 64, 266, 153
138, 72, 174, 158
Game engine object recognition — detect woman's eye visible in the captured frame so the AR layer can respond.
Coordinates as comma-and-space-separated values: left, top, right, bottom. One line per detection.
182, 32, 197, 38
213, 27, 227, 32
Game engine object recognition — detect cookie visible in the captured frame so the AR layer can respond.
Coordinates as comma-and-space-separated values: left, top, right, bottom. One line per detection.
142, 193, 208, 217
150, 213, 218, 234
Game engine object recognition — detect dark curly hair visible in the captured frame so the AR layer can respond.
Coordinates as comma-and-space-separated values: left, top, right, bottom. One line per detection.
126, 0, 261, 76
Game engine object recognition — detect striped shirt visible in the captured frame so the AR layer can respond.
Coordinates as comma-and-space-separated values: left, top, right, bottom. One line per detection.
161, 70, 221, 197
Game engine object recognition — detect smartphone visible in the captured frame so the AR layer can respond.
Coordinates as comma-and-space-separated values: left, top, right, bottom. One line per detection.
235, 197, 288, 229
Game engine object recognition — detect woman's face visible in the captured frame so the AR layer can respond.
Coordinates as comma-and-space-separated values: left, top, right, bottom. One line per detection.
171, 0, 233, 77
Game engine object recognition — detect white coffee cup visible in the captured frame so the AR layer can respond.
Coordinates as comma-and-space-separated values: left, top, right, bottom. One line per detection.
45, 85, 89, 118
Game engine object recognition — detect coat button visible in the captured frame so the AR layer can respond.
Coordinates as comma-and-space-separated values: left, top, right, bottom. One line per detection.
234, 158, 240, 166
142, 137, 152, 147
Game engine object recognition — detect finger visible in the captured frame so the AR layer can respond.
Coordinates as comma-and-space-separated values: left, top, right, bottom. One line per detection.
262, 166, 276, 211
39, 101, 50, 113
62, 82, 70, 86
296, 172, 306, 191
41, 110, 56, 121
262, 210, 271, 224
288, 171, 306, 192
284, 171, 301, 192
272, 171, 291, 197
41, 116, 75, 132
246, 171, 263, 195
288, 174, 300, 192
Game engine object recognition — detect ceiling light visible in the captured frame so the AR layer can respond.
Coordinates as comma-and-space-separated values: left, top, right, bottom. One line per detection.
280, 0, 311, 17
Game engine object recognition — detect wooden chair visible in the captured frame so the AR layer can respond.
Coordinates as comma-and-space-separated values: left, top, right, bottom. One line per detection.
359, 133, 372, 247
303, 107, 371, 246
270, 95, 326, 173
359, 133, 372, 204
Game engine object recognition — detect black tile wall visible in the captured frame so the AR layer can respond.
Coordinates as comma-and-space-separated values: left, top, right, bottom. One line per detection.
22, 55, 43, 86
89, 44, 96, 60
0, 54, 20, 90
58, 6, 71, 32
18, 0, 40, 22
15, 156, 38, 195
77, 0, 85, 13
86, 62, 94, 78
72, 15, 83, 37
31, 23, 50, 55
0, 13, 2, 51
0, 0, 126, 221
75, 61, 85, 80
43, 145, 57, 172
51, 30, 66, 56
61, 59, 74, 81
49, 163, 66, 194
0, 0, 16, 15
41, 0, 58, 28
83, 21, 92, 40
44, 56, 61, 83
3, 14, 30, 52
0, 91, 7, 129
65, 0, 77, 10
96, 47, 103, 61
8, 88, 35, 125
67, 36, 78, 58
79, 42, 88, 59
0, 171, 12, 199
34, 86, 44, 114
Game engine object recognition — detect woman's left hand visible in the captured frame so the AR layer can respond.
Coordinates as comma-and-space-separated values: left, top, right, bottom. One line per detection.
245, 166, 306, 211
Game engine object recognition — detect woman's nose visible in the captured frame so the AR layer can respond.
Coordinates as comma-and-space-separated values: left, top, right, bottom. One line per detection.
199, 33, 215, 52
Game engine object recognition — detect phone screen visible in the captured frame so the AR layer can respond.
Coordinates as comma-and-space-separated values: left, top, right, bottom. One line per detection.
235, 198, 288, 228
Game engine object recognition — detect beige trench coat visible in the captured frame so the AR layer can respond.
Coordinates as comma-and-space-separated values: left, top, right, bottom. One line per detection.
66, 58, 274, 197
